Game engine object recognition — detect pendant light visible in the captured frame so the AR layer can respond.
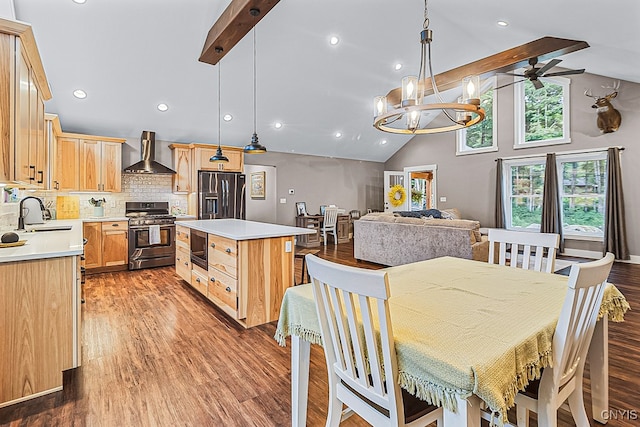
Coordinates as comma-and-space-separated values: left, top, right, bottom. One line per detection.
243, 9, 267, 154
210, 49, 229, 163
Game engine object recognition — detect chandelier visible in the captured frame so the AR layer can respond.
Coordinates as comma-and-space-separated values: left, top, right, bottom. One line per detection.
373, 0, 485, 134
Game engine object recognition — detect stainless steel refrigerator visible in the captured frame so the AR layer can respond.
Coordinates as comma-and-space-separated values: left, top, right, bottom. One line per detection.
198, 171, 246, 219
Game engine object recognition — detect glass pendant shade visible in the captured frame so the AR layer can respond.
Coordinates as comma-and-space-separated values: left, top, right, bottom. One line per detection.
374, 96, 387, 117
402, 76, 419, 107
456, 97, 472, 124
462, 75, 480, 104
407, 109, 420, 131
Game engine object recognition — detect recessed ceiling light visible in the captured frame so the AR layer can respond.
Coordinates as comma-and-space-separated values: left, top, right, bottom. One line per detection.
329, 36, 340, 46
274, 122, 283, 129
497, 20, 509, 27
223, 114, 233, 122
72, 0, 86, 4
73, 89, 87, 99
334, 131, 342, 138
157, 103, 169, 112
380, 139, 388, 145
394, 63, 403, 71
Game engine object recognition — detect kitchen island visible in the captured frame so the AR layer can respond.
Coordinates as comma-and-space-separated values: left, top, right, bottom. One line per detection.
0, 220, 83, 408
175, 219, 316, 328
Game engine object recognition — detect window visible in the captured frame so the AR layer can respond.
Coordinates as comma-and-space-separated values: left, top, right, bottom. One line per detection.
514, 76, 571, 149
556, 152, 606, 238
503, 158, 546, 230
502, 152, 608, 240
456, 77, 498, 155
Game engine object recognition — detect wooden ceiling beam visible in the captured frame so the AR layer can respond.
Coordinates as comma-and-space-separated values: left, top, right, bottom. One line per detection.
386, 36, 589, 105
199, 0, 280, 66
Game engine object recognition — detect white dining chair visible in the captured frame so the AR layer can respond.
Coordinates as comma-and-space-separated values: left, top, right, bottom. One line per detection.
306, 254, 443, 427
514, 252, 615, 427
488, 229, 560, 273
321, 207, 339, 246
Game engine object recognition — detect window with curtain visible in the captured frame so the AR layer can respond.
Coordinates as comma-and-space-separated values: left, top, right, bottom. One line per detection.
502, 152, 607, 239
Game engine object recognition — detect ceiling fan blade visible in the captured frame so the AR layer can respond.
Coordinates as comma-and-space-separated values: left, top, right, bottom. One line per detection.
536, 58, 562, 76
495, 79, 527, 90
498, 72, 526, 77
543, 68, 585, 77
532, 79, 545, 90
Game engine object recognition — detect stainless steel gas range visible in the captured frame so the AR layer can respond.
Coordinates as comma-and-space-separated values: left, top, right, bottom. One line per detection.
126, 202, 176, 270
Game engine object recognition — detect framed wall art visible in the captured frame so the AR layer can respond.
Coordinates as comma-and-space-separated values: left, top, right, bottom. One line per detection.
296, 202, 307, 217
250, 171, 265, 199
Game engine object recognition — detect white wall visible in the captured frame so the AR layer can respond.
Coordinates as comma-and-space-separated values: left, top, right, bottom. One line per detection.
0, 0, 15, 19
244, 164, 277, 223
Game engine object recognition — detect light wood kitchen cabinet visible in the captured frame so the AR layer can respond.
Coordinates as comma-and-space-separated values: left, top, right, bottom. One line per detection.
175, 247, 191, 282
80, 139, 123, 192
193, 144, 244, 173
0, 23, 51, 187
52, 133, 125, 192
191, 265, 209, 295
83, 221, 129, 272
169, 144, 192, 193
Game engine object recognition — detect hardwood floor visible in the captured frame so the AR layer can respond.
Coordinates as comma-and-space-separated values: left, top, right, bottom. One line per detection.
0, 242, 637, 426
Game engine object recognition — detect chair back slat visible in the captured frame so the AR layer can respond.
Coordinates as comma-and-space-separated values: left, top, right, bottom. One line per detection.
323, 207, 339, 228
488, 229, 560, 273
553, 253, 614, 386
307, 254, 402, 415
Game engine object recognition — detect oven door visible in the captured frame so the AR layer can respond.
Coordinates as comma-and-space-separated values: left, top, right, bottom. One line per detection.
128, 224, 176, 270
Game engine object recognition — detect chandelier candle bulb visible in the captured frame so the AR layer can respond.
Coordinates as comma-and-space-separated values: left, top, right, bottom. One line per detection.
402, 76, 419, 107
374, 96, 388, 116
462, 75, 481, 104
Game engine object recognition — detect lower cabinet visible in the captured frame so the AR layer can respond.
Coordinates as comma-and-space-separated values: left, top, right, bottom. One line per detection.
175, 228, 295, 328
83, 221, 129, 272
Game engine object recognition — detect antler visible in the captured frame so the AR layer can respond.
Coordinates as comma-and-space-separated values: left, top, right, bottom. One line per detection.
584, 89, 599, 99
601, 80, 620, 93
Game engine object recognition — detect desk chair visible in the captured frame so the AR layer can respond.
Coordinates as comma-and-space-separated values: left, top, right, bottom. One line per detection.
514, 253, 614, 426
488, 229, 560, 273
306, 254, 443, 426
321, 207, 339, 246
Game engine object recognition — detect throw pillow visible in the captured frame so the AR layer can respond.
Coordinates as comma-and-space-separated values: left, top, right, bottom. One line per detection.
394, 209, 442, 219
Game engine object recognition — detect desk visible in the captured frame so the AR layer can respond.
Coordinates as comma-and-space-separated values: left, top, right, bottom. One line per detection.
275, 257, 629, 426
295, 215, 350, 247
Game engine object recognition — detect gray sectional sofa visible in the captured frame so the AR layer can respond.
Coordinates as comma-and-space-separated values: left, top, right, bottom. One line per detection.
353, 210, 489, 267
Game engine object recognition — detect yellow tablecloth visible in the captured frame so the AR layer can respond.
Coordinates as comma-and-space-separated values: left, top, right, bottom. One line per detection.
274, 257, 629, 425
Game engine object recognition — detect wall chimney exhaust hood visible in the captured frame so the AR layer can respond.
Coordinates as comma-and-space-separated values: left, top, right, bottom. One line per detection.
124, 131, 176, 174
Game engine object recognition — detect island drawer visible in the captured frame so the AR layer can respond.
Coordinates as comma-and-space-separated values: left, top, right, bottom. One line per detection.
175, 247, 191, 282
191, 265, 208, 296
207, 268, 238, 312
208, 234, 237, 278
176, 225, 190, 248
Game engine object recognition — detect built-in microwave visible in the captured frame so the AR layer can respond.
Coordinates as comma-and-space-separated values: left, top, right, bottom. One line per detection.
190, 229, 208, 270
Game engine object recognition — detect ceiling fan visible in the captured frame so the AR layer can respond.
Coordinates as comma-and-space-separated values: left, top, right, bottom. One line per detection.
496, 57, 585, 90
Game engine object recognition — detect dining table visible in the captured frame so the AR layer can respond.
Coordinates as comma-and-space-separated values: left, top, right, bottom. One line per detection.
274, 256, 629, 427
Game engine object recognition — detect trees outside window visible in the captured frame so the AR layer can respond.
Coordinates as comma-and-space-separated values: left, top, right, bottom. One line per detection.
514, 77, 571, 149
502, 152, 607, 239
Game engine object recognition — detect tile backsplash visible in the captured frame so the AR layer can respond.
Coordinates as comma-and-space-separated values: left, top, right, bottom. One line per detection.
31, 174, 189, 219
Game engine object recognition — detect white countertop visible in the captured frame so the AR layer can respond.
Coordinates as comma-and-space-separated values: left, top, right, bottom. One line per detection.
178, 219, 317, 240
82, 217, 129, 222
0, 220, 84, 263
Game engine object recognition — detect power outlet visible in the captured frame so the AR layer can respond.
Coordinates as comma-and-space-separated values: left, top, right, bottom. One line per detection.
285, 241, 292, 252
439, 196, 447, 202
280, 198, 287, 204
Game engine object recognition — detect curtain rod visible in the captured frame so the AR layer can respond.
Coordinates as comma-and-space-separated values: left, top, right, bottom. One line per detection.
495, 146, 625, 162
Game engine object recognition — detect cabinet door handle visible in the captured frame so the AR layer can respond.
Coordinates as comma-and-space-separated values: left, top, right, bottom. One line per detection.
176, 231, 181, 236
176, 185, 180, 192
225, 286, 231, 292
177, 257, 181, 261
225, 248, 231, 253
210, 243, 216, 248
54, 181, 60, 190
37, 171, 43, 184
184, 262, 188, 266
196, 278, 201, 283
210, 277, 216, 282
29, 165, 36, 180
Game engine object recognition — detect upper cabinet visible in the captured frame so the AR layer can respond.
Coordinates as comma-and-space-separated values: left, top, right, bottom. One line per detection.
0, 21, 52, 188
52, 133, 125, 192
169, 143, 244, 194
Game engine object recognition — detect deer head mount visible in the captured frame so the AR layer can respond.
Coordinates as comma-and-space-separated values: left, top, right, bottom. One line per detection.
585, 81, 621, 133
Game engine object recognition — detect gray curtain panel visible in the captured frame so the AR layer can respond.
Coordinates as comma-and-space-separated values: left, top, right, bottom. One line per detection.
604, 147, 630, 260
495, 159, 505, 228
541, 153, 564, 252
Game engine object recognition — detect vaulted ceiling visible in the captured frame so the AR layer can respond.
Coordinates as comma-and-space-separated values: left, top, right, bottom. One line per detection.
14, 0, 640, 162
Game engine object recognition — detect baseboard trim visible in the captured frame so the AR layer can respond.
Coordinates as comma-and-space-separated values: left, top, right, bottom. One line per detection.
560, 249, 640, 264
